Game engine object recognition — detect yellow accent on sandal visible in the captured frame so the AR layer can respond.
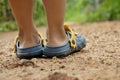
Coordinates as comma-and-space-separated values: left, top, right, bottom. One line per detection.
14, 36, 19, 53
38, 32, 45, 47
64, 24, 76, 48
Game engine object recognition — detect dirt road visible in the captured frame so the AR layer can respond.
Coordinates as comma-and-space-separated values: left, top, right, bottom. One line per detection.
0, 21, 120, 80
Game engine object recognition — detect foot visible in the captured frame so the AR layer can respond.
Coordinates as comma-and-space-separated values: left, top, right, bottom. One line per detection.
14, 32, 44, 59
46, 28, 68, 47
43, 25, 86, 57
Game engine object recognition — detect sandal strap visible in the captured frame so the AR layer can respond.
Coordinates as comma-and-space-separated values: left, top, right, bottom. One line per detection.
64, 24, 76, 48
38, 32, 45, 47
14, 32, 45, 53
14, 36, 19, 53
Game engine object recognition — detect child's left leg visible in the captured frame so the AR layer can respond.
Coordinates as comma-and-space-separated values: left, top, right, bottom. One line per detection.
9, 0, 39, 48
9, 0, 44, 59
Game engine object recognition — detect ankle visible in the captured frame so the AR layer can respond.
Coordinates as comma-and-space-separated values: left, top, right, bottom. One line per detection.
47, 31, 68, 46
48, 38, 68, 47
18, 32, 40, 48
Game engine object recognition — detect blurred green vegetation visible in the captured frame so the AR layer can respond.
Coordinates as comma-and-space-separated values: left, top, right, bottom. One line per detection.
66, 0, 120, 22
0, 0, 120, 32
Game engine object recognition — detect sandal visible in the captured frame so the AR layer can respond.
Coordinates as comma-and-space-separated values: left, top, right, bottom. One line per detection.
43, 24, 86, 57
14, 32, 45, 59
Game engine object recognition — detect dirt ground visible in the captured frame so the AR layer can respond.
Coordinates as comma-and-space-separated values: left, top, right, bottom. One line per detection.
0, 21, 120, 80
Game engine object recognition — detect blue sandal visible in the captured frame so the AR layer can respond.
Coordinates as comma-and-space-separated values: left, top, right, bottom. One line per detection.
14, 33, 45, 59
43, 25, 86, 57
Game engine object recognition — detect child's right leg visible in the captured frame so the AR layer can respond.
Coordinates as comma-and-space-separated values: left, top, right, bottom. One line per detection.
43, 0, 67, 47
43, 0, 86, 57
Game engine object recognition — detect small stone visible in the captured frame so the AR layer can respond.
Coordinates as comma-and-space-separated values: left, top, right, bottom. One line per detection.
60, 65, 65, 69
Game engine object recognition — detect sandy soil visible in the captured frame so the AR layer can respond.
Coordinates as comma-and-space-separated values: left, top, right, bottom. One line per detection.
0, 21, 120, 80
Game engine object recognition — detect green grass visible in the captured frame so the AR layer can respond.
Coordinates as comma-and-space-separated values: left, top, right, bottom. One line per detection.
0, 21, 17, 32
0, 0, 120, 32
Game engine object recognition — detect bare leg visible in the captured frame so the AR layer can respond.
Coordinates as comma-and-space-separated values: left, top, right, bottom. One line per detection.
9, 0, 39, 48
43, 0, 67, 46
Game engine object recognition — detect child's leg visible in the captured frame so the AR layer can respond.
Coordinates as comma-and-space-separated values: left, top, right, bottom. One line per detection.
43, 0, 67, 46
9, 0, 39, 48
